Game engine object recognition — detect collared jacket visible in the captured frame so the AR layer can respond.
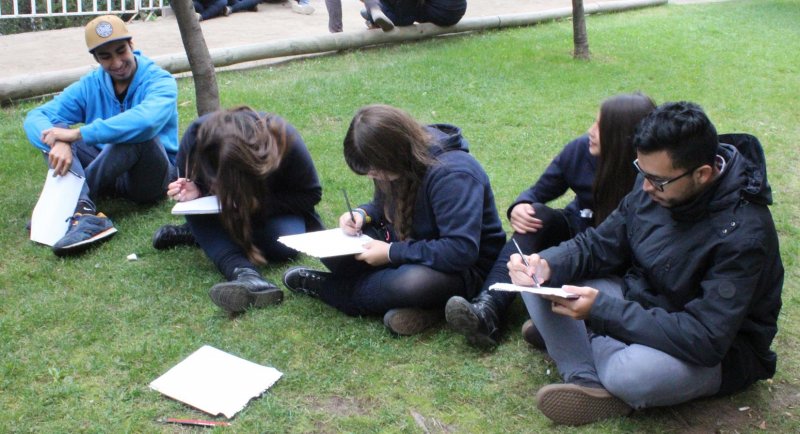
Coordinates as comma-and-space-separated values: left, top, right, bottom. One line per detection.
24, 51, 179, 163
360, 124, 506, 297
177, 112, 324, 232
540, 134, 783, 395
507, 135, 597, 235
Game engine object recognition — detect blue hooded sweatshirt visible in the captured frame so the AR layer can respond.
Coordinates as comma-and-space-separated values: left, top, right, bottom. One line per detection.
24, 51, 179, 163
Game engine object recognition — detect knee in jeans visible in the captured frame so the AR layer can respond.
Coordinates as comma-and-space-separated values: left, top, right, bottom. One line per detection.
599, 362, 656, 409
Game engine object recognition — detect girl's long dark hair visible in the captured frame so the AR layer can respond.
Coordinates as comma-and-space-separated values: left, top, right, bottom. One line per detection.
592, 93, 657, 225
192, 106, 288, 264
343, 104, 433, 240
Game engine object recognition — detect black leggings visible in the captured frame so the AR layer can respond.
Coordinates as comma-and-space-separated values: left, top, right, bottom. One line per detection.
316, 224, 478, 317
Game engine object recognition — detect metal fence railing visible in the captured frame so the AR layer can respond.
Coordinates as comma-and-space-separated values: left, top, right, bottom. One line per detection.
0, 0, 165, 19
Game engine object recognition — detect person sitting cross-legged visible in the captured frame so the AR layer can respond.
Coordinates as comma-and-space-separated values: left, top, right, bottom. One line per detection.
508, 101, 783, 426
446, 93, 656, 349
282, 104, 505, 336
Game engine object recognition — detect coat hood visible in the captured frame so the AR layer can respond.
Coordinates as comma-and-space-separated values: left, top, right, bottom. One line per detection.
670, 134, 773, 221
426, 123, 469, 156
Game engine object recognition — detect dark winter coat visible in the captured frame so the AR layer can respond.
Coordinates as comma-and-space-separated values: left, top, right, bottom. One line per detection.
540, 134, 783, 395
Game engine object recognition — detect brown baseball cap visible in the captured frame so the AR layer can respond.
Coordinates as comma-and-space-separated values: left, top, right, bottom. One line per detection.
85, 15, 132, 52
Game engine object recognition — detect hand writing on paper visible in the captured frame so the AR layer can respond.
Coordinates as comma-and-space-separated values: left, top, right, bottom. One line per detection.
508, 252, 551, 288
48, 141, 73, 176
541, 285, 598, 320
355, 240, 390, 266
509, 203, 544, 234
339, 211, 364, 236
167, 178, 200, 202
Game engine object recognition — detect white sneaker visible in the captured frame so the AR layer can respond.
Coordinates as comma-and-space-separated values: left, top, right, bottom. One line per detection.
291, 1, 315, 14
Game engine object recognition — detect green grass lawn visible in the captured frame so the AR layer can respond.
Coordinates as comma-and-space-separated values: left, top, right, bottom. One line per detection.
1, 0, 799, 431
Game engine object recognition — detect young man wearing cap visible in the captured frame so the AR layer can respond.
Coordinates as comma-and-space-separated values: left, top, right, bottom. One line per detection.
24, 15, 178, 256
508, 102, 783, 426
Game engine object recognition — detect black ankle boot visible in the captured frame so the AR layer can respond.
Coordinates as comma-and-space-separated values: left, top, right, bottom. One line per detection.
282, 266, 328, 298
209, 267, 283, 313
152, 223, 196, 250
445, 291, 503, 349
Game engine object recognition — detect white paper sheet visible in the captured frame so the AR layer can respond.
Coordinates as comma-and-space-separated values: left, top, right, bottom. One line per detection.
277, 228, 374, 258
489, 282, 579, 299
149, 345, 283, 419
30, 169, 84, 246
171, 196, 221, 215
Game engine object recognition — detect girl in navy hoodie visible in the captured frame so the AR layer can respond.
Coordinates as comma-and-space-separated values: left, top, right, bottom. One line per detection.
283, 104, 505, 335
159, 107, 324, 314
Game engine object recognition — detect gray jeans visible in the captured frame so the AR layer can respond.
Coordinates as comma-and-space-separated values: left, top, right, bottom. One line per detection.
522, 277, 722, 409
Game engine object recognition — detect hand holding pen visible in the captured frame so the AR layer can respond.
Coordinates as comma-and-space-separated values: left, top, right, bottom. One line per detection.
339, 189, 363, 236
41, 147, 82, 178
166, 178, 200, 202
508, 238, 550, 287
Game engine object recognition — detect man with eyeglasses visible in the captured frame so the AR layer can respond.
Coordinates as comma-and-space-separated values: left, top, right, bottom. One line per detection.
508, 101, 783, 426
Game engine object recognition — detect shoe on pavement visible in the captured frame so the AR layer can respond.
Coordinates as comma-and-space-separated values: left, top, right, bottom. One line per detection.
535, 383, 633, 426
152, 222, 196, 250
282, 266, 328, 298
383, 308, 443, 336
370, 8, 394, 31
521, 319, 547, 351
209, 267, 283, 313
291, 1, 315, 15
52, 212, 117, 257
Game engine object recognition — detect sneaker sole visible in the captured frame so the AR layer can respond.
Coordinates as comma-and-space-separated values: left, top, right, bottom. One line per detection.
53, 227, 118, 257
209, 283, 283, 313
383, 308, 442, 336
445, 297, 498, 349
536, 383, 632, 426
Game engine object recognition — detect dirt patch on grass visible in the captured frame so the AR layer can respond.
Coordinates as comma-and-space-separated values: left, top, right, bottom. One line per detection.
640, 380, 800, 433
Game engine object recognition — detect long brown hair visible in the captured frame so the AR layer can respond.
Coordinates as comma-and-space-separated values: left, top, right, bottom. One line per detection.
343, 104, 433, 240
592, 93, 657, 225
192, 106, 289, 264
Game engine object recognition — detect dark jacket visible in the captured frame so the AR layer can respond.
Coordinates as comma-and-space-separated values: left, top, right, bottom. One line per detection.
361, 124, 506, 297
176, 112, 324, 232
508, 135, 597, 235
540, 134, 783, 395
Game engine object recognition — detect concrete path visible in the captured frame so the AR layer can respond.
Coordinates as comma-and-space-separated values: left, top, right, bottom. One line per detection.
0, 0, 642, 80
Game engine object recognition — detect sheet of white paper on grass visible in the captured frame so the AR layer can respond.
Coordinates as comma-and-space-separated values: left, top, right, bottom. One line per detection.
171, 195, 221, 215
278, 228, 374, 258
489, 282, 579, 299
30, 169, 84, 246
149, 345, 283, 419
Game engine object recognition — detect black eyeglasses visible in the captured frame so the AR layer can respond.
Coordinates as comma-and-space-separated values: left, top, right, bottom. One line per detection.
633, 159, 697, 192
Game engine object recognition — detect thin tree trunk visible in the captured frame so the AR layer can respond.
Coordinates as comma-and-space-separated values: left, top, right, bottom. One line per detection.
170, 0, 220, 115
572, 0, 590, 60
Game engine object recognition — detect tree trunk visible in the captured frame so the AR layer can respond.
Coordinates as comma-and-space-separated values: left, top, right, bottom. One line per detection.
571, 0, 590, 60
170, 0, 220, 115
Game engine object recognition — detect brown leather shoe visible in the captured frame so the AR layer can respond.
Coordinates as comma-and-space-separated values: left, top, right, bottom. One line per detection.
536, 383, 632, 426
521, 319, 546, 351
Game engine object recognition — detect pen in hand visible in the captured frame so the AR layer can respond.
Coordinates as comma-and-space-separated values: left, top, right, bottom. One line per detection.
342, 188, 361, 236
512, 238, 541, 287
41, 149, 83, 178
